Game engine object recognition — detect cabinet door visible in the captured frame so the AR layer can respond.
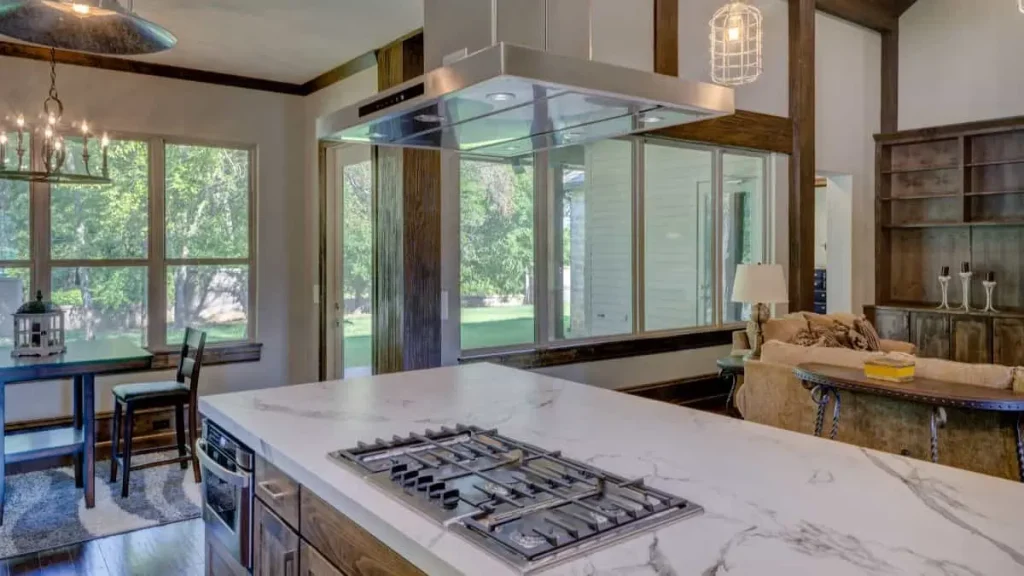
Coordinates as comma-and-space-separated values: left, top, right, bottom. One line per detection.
911, 313, 950, 359
952, 317, 991, 364
255, 499, 300, 576
993, 318, 1024, 366
873, 309, 910, 342
205, 527, 248, 576
300, 541, 346, 576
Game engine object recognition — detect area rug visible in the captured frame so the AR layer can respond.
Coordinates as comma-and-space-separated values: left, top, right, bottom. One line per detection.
0, 453, 202, 559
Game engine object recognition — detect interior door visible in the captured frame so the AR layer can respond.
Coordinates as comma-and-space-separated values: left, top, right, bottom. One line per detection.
324, 144, 373, 380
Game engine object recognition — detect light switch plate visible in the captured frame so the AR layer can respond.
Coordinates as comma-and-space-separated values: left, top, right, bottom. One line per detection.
313, 284, 321, 304
441, 290, 449, 321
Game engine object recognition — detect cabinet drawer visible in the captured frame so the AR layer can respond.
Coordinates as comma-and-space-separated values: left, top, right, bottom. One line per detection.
256, 456, 301, 530
300, 541, 345, 576
300, 490, 426, 576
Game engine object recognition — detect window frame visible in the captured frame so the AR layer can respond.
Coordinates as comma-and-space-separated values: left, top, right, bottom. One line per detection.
15, 130, 257, 352
456, 135, 771, 354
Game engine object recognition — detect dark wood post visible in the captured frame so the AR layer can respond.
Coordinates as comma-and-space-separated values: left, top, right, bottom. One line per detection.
788, 0, 816, 312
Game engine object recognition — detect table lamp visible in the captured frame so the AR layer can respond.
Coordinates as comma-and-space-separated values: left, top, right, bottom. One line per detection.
731, 264, 789, 359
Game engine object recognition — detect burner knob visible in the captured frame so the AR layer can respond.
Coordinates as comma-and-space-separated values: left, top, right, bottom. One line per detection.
415, 474, 434, 491
441, 488, 460, 509
427, 481, 446, 499
401, 470, 420, 488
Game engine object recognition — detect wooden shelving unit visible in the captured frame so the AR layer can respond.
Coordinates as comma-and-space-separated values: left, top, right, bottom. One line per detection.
871, 117, 1024, 364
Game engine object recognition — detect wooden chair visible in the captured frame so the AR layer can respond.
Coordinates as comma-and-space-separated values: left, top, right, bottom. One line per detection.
110, 327, 206, 498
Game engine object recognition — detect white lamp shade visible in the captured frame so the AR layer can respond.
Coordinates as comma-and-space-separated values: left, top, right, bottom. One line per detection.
732, 264, 789, 304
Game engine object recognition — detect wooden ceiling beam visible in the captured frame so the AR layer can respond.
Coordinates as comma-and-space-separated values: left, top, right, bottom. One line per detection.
789, 0, 817, 312
805, 0, 898, 32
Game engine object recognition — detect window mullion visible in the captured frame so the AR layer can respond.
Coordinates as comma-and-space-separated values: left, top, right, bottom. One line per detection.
633, 138, 645, 335
148, 137, 167, 349
30, 141, 51, 298
534, 150, 549, 346
713, 149, 724, 327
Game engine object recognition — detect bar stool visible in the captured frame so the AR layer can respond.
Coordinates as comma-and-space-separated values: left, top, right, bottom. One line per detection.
109, 327, 206, 497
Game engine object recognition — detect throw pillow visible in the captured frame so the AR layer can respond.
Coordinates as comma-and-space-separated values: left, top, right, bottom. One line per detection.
762, 316, 810, 344
791, 324, 843, 348
853, 318, 882, 352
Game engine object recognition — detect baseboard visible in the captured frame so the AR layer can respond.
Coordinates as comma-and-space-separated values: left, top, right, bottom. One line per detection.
6, 407, 189, 475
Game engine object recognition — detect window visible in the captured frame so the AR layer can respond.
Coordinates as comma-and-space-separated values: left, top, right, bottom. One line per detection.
165, 144, 253, 343
644, 143, 714, 331
551, 141, 633, 340
6, 133, 255, 350
456, 137, 769, 352
341, 158, 372, 373
459, 157, 535, 350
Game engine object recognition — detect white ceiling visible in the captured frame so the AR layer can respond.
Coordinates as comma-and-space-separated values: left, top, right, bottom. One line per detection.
121, 0, 423, 84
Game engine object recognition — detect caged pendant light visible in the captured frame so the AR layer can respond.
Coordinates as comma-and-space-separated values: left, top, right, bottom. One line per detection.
710, 0, 763, 87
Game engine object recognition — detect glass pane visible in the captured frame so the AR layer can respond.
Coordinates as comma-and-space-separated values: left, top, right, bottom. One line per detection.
51, 139, 149, 260
0, 268, 29, 346
459, 157, 535, 350
722, 153, 765, 323
551, 140, 633, 340
167, 265, 248, 344
0, 139, 29, 259
51, 267, 147, 344
165, 144, 250, 259
643, 144, 714, 331
341, 160, 373, 373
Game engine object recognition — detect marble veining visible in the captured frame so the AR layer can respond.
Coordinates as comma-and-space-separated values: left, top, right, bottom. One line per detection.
199, 364, 1024, 576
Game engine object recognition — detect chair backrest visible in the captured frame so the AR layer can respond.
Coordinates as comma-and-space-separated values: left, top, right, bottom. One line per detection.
176, 327, 207, 394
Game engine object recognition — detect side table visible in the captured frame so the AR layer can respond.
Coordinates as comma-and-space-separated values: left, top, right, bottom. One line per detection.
717, 355, 746, 416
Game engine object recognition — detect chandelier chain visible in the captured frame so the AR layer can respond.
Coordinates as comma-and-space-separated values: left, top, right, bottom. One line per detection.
44, 46, 64, 120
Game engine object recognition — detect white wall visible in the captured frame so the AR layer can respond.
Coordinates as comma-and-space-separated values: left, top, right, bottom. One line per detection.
814, 12, 880, 313
899, 0, 1024, 130
0, 56, 304, 421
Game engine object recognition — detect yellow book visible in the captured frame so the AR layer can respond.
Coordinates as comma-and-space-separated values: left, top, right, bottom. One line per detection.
864, 355, 916, 383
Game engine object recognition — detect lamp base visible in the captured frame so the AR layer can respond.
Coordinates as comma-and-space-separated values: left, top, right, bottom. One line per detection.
746, 302, 771, 360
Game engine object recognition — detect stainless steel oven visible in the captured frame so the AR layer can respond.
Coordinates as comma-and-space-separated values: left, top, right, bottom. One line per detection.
197, 420, 254, 572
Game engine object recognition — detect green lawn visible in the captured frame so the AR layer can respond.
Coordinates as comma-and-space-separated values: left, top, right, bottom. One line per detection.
343, 305, 545, 368
61, 321, 247, 346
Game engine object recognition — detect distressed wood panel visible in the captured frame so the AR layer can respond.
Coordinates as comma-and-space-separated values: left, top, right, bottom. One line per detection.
952, 317, 990, 364
911, 312, 951, 359
889, 228, 970, 304
873, 308, 910, 342
993, 318, 1024, 366
789, 0, 816, 312
969, 131, 1024, 164
887, 139, 959, 172
254, 500, 300, 576
653, 0, 678, 76
969, 226, 1024, 309
889, 169, 960, 198
300, 490, 426, 576
647, 110, 793, 155
889, 197, 962, 225
299, 542, 345, 576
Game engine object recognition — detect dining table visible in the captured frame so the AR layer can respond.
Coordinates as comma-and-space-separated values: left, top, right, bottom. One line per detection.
0, 339, 153, 524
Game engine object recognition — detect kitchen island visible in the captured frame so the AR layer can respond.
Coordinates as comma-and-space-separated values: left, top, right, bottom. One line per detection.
199, 363, 1024, 575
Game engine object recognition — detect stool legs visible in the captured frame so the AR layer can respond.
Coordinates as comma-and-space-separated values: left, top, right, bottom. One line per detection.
121, 405, 135, 498
189, 400, 201, 483
174, 403, 188, 470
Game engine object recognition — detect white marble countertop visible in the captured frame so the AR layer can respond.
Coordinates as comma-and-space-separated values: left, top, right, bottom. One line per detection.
199, 363, 1024, 576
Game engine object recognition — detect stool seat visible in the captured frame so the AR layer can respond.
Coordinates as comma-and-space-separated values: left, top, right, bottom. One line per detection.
113, 380, 188, 401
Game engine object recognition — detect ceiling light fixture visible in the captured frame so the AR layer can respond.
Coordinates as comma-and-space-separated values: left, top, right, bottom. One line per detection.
487, 92, 516, 102
641, 115, 664, 124
0, 47, 111, 185
1020, 0, 1023, 13
710, 0, 763, 86
0, 0, 177, 55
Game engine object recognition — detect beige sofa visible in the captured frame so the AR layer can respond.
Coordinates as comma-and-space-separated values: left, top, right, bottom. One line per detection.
735, 340, 1024, 481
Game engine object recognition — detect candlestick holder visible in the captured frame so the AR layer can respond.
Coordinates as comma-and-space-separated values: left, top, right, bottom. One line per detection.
983, 280, 998, 313
937, 275, 952, 310
959, 272, 973, 312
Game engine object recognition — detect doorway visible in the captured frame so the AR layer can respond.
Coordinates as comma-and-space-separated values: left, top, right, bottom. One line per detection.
323, 144, 373, 379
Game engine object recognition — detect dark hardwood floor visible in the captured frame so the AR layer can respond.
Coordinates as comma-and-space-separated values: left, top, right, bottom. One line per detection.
0, 518, 203, 575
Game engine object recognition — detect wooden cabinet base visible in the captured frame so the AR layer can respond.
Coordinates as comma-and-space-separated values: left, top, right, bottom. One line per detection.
255, 499, 300, 576
300, 541, 345, 576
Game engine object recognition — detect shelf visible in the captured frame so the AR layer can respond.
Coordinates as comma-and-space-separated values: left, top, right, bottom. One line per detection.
881, 164, 960, 174
966, 159, 1024, 167
964, 190, 1024, 197
6, 427, 84, 465
879, 193, 960, 201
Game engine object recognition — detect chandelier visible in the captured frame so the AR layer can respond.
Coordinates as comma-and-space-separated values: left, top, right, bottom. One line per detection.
0, 0, 176, 55
709, 0, 763, 87
0, 47, 111, 185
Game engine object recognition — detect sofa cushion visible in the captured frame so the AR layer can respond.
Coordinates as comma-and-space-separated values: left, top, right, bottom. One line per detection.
762, 316, 809, 344
914, 358, 1013, 390
1013, 368, 1024, 393
761, 340, 882, 370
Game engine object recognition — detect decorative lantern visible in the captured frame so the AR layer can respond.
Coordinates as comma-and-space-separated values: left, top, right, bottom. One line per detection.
710, 0, 763, 86
11, 290, 66, 358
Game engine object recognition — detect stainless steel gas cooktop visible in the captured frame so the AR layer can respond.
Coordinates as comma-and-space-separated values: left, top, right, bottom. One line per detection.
328, 425, 702, 573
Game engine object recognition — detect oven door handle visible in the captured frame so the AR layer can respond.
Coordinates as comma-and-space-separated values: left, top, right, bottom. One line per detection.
196, 438, 251, 488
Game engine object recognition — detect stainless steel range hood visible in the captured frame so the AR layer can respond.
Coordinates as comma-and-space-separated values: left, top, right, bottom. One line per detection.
319, 1, 734, 158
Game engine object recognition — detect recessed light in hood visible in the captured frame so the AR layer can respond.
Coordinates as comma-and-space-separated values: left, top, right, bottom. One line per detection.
319, 43, 734, 159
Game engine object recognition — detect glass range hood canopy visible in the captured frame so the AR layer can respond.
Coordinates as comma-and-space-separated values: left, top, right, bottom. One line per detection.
319, 43, 735, 158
